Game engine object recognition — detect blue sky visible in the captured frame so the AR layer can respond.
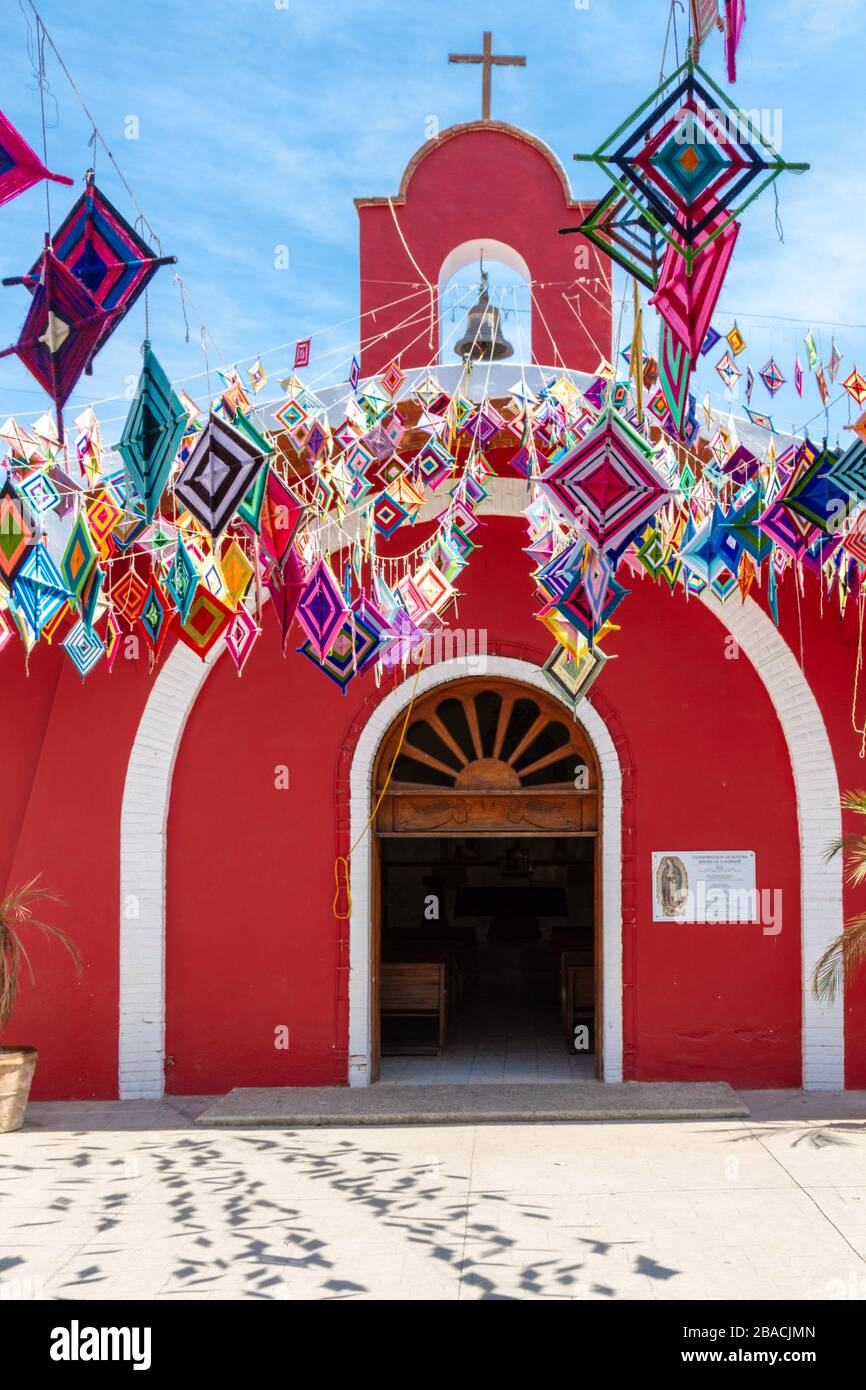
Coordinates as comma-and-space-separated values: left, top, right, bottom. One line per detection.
2, 0, 864, 445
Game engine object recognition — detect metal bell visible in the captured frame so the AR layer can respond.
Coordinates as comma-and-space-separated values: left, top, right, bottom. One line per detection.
454, 270, 514, 362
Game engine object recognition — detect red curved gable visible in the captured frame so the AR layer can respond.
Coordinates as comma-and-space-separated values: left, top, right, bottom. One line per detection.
356, 122, 612, 374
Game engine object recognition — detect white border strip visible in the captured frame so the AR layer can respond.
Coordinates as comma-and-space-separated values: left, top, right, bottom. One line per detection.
347, 656, 624, 1085
118, 644, 219, 1099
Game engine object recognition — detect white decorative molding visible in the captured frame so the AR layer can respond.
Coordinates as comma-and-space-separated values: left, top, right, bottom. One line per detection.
117, 479, 847, 1093
347, 657, 624, 1085
118, 643, 220, 1099
700, 593, 844, 1089
437, 239, 532, 293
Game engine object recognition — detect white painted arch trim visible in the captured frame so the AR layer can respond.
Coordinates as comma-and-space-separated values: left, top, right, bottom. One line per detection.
118, 643, 221, 1099
118, 485, 845, 1095
437, 239, 532, 294
347, 657, 624, 1086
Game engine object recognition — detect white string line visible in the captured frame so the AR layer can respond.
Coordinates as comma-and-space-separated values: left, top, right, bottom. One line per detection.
3, 285, 433, 423
572, 270, 862, 440
527, 282, 566, 370
271, 292, 476, 512
318, 279, 510, 561
563, 272, 635, 368
6, 289, 452, 444
14, 1, 442, 415
2, 284, 483, 540
273, 281, 477, 402
574, 269, 865, 378
510, 281, 537, 480
3, 276, 478, 436
1, 291, 469, 521
297, 287, 486, 561
12, 6, 863, 436
256, 284, 482, 475
285, 286, 480, 529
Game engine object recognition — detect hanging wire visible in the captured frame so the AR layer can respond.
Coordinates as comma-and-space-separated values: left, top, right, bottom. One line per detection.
659, 0, 685, 83
773, 184, 785, 244
19, 3, 58, 238
22, 0, 164, 252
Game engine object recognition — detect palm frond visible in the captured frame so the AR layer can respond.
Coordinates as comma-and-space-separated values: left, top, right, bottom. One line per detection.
843, 845, 866, 888
0, 927, 20, 1035
824, 832, 865, 863
841, 790, 866, 817
0, 878, 79, 1033
811, 914, 866, 1004
27, 917, 80, 970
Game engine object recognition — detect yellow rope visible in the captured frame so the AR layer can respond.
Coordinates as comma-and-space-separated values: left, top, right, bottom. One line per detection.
851, 592, 866, 759
332, 659, 424, 919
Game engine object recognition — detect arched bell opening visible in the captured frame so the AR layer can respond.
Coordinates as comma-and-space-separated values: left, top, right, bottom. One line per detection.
438, 239, 531, 366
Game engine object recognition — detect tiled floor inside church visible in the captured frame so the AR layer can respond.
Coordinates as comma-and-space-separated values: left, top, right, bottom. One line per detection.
380, 939, 597, 1085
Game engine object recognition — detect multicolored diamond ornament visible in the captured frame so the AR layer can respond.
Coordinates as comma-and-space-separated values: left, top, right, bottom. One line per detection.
118, 340, 187, 521
10, 543, 70, 637
539, 408, 672, 555
60, 511, 98, 601
0, 476, 34, 583
137, 577, 173, 657
295, 558, 348, 660
759, 357, 786, 397
165, 537, 199, 623
650, 201, 739, 358
0, 248, 112, 439
573, 62, 807, 272
258, 469, 304, 573
658, 325, 693, 437
0, 108, 73, 209
224, 604, 260, 675
174, 413, 267, 538
26, 175, 175, 365
298, 596, 393, 691
175, 587, 234, 658
61, 618, 105, 678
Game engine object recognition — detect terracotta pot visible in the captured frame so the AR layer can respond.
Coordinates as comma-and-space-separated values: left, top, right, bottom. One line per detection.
0, 1047, 38, 1133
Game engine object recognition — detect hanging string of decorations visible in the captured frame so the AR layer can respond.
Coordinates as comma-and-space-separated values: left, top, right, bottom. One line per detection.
1, 0, 865, 720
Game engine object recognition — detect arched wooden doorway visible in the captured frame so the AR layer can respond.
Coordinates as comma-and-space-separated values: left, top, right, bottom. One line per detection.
371, 677, 602, 1080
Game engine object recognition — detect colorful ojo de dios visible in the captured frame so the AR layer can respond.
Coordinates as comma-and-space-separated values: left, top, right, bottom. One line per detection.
570, 58, 806, 275
0, 108, 73, 209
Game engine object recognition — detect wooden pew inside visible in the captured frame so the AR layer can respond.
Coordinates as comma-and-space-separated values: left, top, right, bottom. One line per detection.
382, 932, 469, 1011
561, 951, 594, 1053
380, 961, 447, 1055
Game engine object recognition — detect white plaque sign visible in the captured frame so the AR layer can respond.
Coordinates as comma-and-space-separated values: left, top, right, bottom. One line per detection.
652, 851, 757, 923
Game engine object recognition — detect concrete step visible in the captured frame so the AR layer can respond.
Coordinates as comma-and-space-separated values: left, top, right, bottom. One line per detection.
196, 1081, 749, 1128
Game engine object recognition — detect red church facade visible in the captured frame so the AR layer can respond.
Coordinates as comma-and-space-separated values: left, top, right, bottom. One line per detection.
2, 120, 862, 1101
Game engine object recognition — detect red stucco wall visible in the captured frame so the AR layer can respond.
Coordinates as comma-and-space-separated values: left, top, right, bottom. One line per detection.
3, 643, 159, 1098
165, 518, 803, 1093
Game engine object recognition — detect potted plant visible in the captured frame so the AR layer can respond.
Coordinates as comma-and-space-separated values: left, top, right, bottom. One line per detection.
812, 790, 866, 1003
0, 877, 80, 1133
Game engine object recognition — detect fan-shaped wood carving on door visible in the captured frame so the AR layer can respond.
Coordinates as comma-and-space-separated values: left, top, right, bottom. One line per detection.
374, 678, 599, 835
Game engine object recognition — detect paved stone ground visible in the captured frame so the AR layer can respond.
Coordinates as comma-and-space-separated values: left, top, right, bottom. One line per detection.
0, 1091, 864, 1301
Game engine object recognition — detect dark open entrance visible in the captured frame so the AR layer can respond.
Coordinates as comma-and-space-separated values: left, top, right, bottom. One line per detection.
371, 677, 602, 1083
378, 835, 595, 1081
